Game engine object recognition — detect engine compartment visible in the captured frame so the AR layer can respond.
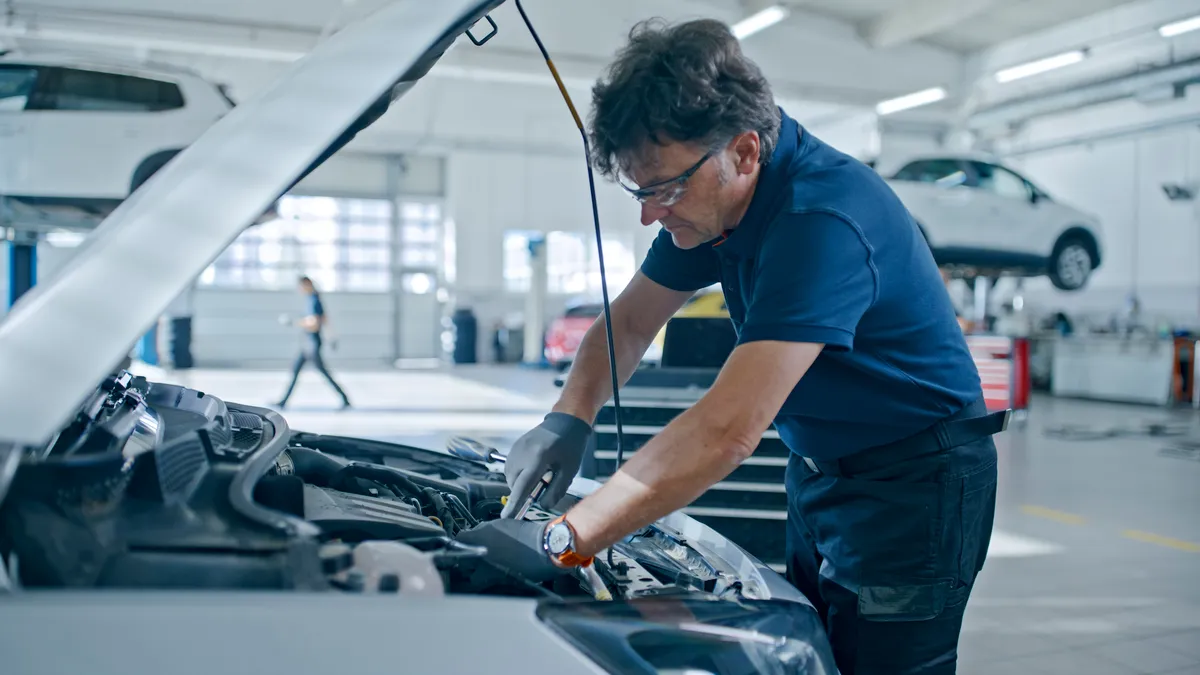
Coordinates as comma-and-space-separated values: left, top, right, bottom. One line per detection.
0, 372, 728, 602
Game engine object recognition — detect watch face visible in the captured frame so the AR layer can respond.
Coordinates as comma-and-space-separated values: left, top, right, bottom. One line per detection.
546, 522, 572, 556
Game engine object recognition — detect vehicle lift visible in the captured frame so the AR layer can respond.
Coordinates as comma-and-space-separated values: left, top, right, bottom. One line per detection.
2, 199, 39, 308
941, 266, 1031, 420
2, 196, 112, 305
0, 196, 147, 353
940, 266, 1025, 332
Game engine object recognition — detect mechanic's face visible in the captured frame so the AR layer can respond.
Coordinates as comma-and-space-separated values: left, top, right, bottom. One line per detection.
624, 132, 762, 250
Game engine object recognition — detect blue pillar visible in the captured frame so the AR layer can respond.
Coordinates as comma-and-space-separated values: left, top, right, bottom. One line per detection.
7, 241, 36, 308
138, 322, 160, 366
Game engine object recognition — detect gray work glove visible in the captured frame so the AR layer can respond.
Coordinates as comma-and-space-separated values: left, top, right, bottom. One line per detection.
455, 519, 559, 583
501, 412, 592, 519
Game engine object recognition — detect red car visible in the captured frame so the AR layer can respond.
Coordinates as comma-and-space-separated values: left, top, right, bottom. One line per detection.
544, 302, 604, 371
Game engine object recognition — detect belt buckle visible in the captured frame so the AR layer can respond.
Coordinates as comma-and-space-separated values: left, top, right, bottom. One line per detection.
802, 456, 820, 473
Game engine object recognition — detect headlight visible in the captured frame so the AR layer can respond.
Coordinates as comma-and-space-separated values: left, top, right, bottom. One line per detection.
538, 595, 837, 675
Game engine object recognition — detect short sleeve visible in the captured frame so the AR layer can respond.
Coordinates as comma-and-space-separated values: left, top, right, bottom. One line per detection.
639, 227, 721, 292
738, 211, 878, 351
310, 295, 325, 317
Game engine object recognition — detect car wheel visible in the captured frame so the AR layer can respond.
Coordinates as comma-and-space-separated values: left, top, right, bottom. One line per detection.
1049, 238, 1094, 291
130, 149, 183, 194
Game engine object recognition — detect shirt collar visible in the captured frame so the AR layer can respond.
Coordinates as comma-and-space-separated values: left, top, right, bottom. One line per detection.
711, 110, 803, 259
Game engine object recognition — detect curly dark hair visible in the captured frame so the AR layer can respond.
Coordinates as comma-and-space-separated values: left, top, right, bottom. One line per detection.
588, 18, 781, 181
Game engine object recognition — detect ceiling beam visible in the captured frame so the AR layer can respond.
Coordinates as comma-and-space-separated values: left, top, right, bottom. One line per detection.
860, 0, 1000, 49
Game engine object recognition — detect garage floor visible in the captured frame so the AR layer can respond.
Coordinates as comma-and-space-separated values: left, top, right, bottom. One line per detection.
142, 364, 1200, 674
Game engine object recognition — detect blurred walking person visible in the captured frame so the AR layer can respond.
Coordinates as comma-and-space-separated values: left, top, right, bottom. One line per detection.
277, 276, 351, 409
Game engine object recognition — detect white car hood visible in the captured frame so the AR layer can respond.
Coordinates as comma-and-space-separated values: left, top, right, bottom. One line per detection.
1, 593, 607, 675
0, 0, 502, 445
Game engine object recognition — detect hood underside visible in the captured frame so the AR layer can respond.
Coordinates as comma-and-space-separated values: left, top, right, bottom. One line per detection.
0, 0, 503, 446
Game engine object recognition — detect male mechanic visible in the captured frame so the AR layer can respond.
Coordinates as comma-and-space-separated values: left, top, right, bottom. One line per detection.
458, 19, 1001, 674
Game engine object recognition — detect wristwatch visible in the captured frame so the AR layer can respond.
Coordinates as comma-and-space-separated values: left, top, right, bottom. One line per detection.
542, 515, 594, 569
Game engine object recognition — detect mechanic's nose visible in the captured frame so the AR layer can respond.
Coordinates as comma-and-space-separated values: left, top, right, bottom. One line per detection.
641, 203, 670, 226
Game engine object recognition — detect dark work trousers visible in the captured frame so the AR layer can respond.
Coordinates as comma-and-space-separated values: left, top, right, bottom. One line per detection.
785, 399, 998, 675
279, 333, 350, 407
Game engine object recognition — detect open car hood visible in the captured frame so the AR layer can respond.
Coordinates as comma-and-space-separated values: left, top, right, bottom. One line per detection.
0, 0, 504, 446
0, 372, 838, 674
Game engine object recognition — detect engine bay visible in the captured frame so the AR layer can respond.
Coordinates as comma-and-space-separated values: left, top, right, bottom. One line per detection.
0, 371, 748, 602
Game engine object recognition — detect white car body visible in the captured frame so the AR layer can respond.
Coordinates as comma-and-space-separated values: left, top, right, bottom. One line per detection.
0, 53, 232, 203
883, 155, 1104, 290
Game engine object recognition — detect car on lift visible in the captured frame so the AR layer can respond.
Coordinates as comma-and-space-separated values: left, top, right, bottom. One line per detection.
0, 3, 837, 674
0, 52, 233, 209
885, 155, 1103, 291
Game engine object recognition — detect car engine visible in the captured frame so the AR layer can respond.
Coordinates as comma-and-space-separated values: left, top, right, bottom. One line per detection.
0, 371, 731, 601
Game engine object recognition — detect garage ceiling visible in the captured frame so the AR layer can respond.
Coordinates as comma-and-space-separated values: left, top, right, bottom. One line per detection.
787, 0, 1140, 51
0, 0, 1163, 130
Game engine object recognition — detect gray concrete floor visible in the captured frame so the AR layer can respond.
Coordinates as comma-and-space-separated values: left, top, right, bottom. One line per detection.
962, 396, 1200, 674
138, 363, 1200, 673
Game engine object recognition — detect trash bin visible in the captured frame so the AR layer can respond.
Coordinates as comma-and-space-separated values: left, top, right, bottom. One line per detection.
451, 308, 478, 364
169, 316, 194, 369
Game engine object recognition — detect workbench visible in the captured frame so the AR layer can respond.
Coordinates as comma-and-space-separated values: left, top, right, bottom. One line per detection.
1050, 335, 1179, 405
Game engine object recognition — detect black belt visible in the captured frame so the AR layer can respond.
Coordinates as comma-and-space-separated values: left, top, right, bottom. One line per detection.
802, 399, 1009, 477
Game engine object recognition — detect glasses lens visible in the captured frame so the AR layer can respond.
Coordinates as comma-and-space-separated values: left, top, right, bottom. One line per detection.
654, 183, 686, 207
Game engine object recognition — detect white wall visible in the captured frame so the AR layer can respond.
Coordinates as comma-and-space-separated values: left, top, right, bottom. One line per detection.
1000, 95, 1200, 326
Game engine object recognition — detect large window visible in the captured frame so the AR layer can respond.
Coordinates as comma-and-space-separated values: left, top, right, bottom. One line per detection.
588, 236, 635, 296
200, 195, 396, 292
503, 230, 538, 292
548, 231, 588, 294
502, 230, 635, 295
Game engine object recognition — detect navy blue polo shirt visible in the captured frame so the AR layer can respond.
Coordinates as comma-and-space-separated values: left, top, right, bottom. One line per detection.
641, 111, 982, 459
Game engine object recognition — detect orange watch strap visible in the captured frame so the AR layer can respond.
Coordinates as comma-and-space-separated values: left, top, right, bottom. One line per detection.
548, 515, 594, 568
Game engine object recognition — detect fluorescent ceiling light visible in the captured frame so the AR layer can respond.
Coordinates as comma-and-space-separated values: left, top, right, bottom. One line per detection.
731, 5, 789, 40
0, 24, 305, 61
1159, 15, 1200, 38
875, 87, 947, 115
45, 230, 87, 248
994, 50, 1086, 84
0, 24, 593, 90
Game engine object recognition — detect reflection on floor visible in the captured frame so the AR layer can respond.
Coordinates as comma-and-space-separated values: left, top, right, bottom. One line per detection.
138, 364, 1200, 674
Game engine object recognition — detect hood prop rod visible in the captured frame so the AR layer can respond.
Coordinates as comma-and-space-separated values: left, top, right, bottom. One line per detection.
512, 1, 627, 571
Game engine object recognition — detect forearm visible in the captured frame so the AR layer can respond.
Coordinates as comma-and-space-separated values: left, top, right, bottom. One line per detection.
562, 340, 825, 557
565, 405, 754, 557
552, 315, 650, 423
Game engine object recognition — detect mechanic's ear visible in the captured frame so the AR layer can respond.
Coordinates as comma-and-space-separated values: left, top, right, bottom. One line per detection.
731, 131, 760, 176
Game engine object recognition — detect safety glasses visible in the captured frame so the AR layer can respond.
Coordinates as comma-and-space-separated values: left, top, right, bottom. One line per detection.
618, 151, 713, 207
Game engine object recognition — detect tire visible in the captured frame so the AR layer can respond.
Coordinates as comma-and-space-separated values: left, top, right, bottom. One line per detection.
130, 149, 183, 194
1048, 236, 1095, 291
